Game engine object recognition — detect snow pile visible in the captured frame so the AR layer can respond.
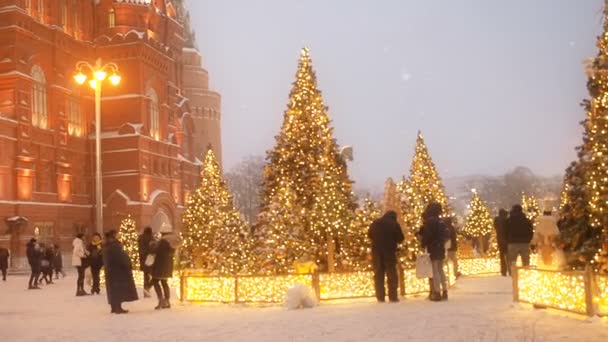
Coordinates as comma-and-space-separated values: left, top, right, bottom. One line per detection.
284, 284, 317, 310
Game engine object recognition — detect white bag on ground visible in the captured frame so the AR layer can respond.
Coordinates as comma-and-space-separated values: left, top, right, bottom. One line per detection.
284, 284, 317, 310
416, 253, 433, 279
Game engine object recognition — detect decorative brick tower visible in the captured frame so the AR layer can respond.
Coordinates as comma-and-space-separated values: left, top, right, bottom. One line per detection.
0, 0, 222, 267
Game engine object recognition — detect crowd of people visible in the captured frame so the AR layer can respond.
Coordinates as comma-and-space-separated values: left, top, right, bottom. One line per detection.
368, 201, 541, 303
9, 225, 179, 314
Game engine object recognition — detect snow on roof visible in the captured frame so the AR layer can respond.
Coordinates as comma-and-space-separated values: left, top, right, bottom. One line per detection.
126, 123, 144, 134
182, 47, 200, 54
193, 157, 203, 166
176, 97, 188, 108
6, 216, 27, 222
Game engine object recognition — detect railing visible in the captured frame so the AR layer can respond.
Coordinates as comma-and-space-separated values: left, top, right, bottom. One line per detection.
512, 266, 608, 317
179, 263, 457, 304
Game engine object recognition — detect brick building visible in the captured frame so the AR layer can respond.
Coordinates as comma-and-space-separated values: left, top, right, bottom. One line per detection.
0, 0, 222, 267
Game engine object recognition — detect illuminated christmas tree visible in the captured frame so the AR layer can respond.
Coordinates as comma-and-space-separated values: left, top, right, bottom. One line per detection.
119, 215, 139, 271
180, 149, 250, 274
522, 194, 541, 225
257, 48, 356, 271
398, 131, 451, 265
462, 191, 493, 238
251, 182, 307, 274
342, 198, 381, 271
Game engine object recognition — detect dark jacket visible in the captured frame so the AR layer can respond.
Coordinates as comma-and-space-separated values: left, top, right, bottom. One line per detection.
445, 220, 458, 252
368, 213, 405, 256
151, 236, 176, 279
103, 238, 138, 305
138, 233, 153, 271
41, 248, 54, 270
494, 215, 508, 247
0, 248, 9, 269
87, 242, 104, 269
53, 250, 63, 270
26, 241, 42, 269
506, 211, 534, 244
421, 217, 448, 261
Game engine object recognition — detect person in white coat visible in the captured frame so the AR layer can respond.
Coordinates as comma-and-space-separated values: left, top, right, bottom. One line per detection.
532, 203, 565, 270
72, 233, 88, 296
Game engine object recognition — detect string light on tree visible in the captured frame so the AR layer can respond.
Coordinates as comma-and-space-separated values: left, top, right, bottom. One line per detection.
341, 198, 381, 271
397, 131, 452, 265
180, 149, 251, 275
462, 190, 493, 238
256, 48, 356, 271
119, 215, 139, 271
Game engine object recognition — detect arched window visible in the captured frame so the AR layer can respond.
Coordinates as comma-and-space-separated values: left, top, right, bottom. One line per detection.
31, 65, 48, 129
108, 8, 116, 28
68, 85, 82, 137
147, 88, 160, 140
37, 0, 44, 22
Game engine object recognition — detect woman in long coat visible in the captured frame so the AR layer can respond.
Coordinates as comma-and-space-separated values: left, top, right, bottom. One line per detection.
103, 230, 138, 314
151, 230, 179, 309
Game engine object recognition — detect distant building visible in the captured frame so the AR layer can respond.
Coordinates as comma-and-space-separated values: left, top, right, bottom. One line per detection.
0, 0, 221, 267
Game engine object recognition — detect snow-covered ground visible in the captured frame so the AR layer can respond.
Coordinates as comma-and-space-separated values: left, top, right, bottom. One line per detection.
1, 273, 607, 342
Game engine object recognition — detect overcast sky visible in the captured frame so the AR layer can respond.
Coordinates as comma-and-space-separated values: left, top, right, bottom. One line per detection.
188, 0, 603, 190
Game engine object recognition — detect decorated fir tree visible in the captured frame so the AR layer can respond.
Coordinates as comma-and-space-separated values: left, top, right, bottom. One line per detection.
522, 194, 541, 225
119, 215, 139, 270
398, 131, 451, 265
180, 149, 250, 274
342, 198, 381, 271
251, 182, 307, 274
256, 48, 356, 271
462, 191, 493, 238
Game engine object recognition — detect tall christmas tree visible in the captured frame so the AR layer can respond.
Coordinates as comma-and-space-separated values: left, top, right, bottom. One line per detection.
342, 198, 381, 271
180, 149, 250, 274
256, 48, 356, 271
462, 191, 493, 238
251, 182, 307, 274
398, 131, 451, 265
119, 215, 139, 271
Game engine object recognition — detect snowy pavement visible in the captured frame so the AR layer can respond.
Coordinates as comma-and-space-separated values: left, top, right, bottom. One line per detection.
1, 274, 607, 342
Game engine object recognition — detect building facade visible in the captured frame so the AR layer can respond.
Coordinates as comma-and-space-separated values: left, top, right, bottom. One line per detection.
0, 0, 222, 267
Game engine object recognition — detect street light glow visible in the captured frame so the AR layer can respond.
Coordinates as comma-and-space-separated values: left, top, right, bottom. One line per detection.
94, 70, 107, 81
89, 79, 97, 89
109, 74, 121, 86
74, 72, 87, 85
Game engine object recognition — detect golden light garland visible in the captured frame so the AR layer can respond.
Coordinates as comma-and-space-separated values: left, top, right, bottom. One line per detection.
238, 275, 313, 302
518, 268, 587, 314
184, 276, 236, 303
319, 272, 375, 299
597, 275, 608, 316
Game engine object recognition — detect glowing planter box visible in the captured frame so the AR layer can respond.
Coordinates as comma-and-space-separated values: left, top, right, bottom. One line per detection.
319, 272, 375, 300
238, 274, 313, 303
515, 268, 589, 315
459, 258, 500, 276
182, 276, 236, 303
597, 275, 608, 317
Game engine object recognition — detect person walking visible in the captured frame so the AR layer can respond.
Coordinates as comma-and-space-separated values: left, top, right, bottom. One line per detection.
444, 216, 461, 278
40, 244, 54, 284
103, 229, 138, 314
494, 209, 509, 276
87, 233, 104, 295
151, 228, 179, 309
421, 202, 449, 302
0, 247, 9, 281
138, 227, 154, 298
506, 205, 534, 270
72, 233, 88, 296
368, 210, 404, 303
53, 244, 65, 279
26, 238, 42, 289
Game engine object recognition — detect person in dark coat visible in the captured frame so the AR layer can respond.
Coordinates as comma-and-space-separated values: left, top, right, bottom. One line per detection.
368, 210, 404, 303
87, 233, 104, 295
138, 227, 153, 298
53, 244, 65, 279
421, 202, 448, 301
103, 230, 138, 314
26, 238, 42, 289
0, 247, 9, 281
494, 209, 509, 276
151, 231, 179, 309
444, 216, 461, 278
506, 204, 534, 269
40, 244, 54, 284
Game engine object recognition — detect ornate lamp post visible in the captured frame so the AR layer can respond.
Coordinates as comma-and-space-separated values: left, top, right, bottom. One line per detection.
73, 59, 121, 235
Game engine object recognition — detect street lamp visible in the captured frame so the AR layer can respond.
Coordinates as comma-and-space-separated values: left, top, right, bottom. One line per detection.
73, 58, 121, 235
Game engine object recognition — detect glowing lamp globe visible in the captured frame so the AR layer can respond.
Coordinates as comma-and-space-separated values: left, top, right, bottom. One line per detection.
109, 74, 121, 86
94, 70, 107, 81
73, 73, 87, 85
88, 79, 98, 89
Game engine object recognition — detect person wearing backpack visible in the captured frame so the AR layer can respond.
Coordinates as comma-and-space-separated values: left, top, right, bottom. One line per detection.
421, 202, 449, 301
